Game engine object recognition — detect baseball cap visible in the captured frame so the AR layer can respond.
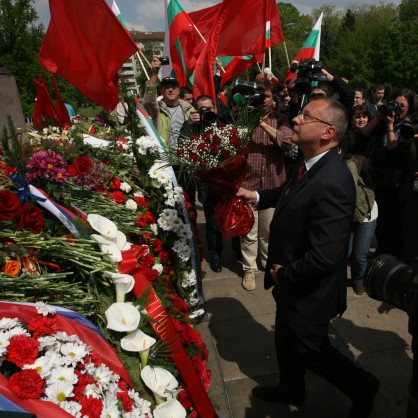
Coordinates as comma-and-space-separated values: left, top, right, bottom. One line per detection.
160, 77, 180, 87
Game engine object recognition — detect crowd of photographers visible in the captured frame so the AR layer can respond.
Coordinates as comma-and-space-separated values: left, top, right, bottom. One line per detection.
141, 55, 418, 295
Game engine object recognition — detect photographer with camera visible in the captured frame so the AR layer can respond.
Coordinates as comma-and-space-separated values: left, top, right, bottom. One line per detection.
239, 78, 294, 291
143, 55, 195, 151
287, 60, 355, 121
360, 88, 417, 258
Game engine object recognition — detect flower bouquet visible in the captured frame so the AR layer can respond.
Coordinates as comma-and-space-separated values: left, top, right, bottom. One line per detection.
0, 117, 215, 417
175, 121, 256, 239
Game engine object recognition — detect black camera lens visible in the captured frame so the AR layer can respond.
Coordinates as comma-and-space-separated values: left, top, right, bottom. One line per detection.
365, 254, 413, 310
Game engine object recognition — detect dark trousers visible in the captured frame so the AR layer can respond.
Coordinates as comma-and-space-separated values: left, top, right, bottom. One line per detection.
274, 306, 374, 402
203, 188, 223, 262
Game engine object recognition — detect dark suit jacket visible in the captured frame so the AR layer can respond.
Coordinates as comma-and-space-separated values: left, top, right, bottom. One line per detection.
258, 148, 356, 326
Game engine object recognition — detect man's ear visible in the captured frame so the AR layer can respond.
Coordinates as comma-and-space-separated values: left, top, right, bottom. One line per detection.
321, 125, 336, 141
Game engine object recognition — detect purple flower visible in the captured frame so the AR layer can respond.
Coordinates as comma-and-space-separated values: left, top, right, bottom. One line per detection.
26, 150, 69, 183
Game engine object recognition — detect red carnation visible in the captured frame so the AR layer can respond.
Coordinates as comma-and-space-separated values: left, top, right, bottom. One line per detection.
142, 266, 159, 281
169, 295, 189, 313
81, 395, 103, 418
73, 372, 96, 401
8, 370, 45, 399
0, 190, 21, 220
27, 315, 57, 338
180, 323, 202, 346
135, 196, 149, 207
117, 390, 133, 412
159, 250, 169, 263
17, 203, 44, 233
178, 389, 192, 409
136, 214, 147, 228
152, 238, 163, 253
110, 178, 121, 190
112, 191, 125, 204
145, 211, 156, 224
140, 253, 155, 268
6, 335, 39, 367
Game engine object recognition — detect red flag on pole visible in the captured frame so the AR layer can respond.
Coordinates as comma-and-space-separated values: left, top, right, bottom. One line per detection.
39, 0, 139, 110
192, 0, 284, 99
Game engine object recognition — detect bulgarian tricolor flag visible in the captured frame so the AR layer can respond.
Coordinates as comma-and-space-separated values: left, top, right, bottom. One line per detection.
265, 21, 272, 48
285, 12, 323, 81
111, 0, 128, 29
162, 0, 195, 86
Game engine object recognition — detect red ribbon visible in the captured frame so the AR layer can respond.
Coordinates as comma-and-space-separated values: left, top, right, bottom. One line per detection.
119, 247, 218, 418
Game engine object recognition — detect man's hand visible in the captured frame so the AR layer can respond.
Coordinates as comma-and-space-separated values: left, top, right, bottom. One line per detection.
236, 187, 257, 205
187, 110, 201, 125
151, 55, 161, 75
270, 263, 283, 285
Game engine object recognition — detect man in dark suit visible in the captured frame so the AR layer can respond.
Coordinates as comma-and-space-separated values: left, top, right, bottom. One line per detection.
237, 98, 379, 418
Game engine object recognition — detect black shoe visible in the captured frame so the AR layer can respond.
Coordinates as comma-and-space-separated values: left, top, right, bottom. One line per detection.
348, 375, 379, 418
209, 259, 222, 273
252, 384, 304, 409
353, 283, 365, 295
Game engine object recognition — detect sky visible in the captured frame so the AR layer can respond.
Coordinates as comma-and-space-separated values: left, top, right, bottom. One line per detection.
34, 0, 401, 32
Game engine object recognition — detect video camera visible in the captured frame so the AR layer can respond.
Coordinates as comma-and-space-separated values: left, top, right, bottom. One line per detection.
378, 100, 402, 118
365, 254, 418, 416
231, 79, 266, 109
158, 56, 170, 66
291, 59, 328, 95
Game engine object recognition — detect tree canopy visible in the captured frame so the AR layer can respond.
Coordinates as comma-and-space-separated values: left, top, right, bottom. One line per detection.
0, 0, 417, 117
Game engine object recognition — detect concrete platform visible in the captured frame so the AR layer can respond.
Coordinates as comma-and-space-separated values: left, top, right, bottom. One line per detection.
194, 203, 412, 418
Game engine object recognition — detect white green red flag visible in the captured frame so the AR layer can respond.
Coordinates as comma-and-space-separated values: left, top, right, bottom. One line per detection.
265, 20, 272, 48
285, 12, 323, 81
111, 0, 127, 29
162, 0, 195, 86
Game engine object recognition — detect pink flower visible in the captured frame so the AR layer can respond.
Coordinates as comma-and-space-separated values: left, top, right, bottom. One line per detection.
25, 150, 68, 183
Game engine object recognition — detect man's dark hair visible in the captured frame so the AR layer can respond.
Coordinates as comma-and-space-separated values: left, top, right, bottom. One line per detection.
354, 88, 367, 100
195, 95, 215, 108
180, 86, 193, 99
255, 78, 274, 93
372, 83, 385, 92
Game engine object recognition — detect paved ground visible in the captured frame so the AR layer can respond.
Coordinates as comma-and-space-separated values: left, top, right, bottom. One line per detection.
194, 203, 412, 418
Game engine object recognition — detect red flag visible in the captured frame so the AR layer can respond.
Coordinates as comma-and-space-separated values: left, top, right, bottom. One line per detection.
33, 75, 62, 129
192, 0, 283, 99
39, 0, 139, 110
50, 75, 70, 125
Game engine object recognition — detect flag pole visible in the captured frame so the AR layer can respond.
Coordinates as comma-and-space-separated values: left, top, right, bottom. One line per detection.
191, 23, 225, 73
283, 41, 290, 68
138, 49, 152, 68
136, 52, 150, 80
268, 47, 272, 72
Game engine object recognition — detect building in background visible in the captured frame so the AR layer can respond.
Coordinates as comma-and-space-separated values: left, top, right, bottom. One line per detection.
119, 31, 164, 97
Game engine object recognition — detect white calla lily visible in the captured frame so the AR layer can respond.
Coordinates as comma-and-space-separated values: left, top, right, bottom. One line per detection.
87, 214, 117, 239
91, 234, 122, 262
153, 399, 187, 418
104, 272, 135, 302
105, 303, 140, 332
141, 365, 179, 404
121, 329, 156, 368
111, 230, 128, 250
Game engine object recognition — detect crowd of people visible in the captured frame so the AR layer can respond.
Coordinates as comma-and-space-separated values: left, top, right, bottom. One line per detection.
139, 55, 417, 418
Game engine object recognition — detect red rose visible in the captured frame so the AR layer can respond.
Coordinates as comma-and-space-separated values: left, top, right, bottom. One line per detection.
17, 203, 44, 233
68, 156, 92, 177
221, 149, 231, 159
189, 152, 198, 161
0, 190, 21, 220
209, 145, 218, 154
7, 335, 39, 367
81, 395, 103, 418
212, 134, 221, 145
229, 136, 239, 147
230, 129, 239, 135
191, 135, 200, 141
180, 323, 202, 346
200, 161, 207, 168
176, 149, 185, 156
27, 315, 57, 338
8, 370, 45, 399
217, 122, 226, 128
197, 143, 206, 151
112, 191, 125, 204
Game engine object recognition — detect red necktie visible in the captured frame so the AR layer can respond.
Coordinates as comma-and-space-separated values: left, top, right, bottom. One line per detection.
290, 163, 306, 188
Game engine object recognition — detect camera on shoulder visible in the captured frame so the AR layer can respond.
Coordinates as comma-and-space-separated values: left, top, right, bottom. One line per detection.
158, 56, 170, 66
231, 79, 266, 108
292, 59, 328, 95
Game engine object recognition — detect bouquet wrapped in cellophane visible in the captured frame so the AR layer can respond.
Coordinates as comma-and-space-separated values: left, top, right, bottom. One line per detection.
175, 113, 259, 239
